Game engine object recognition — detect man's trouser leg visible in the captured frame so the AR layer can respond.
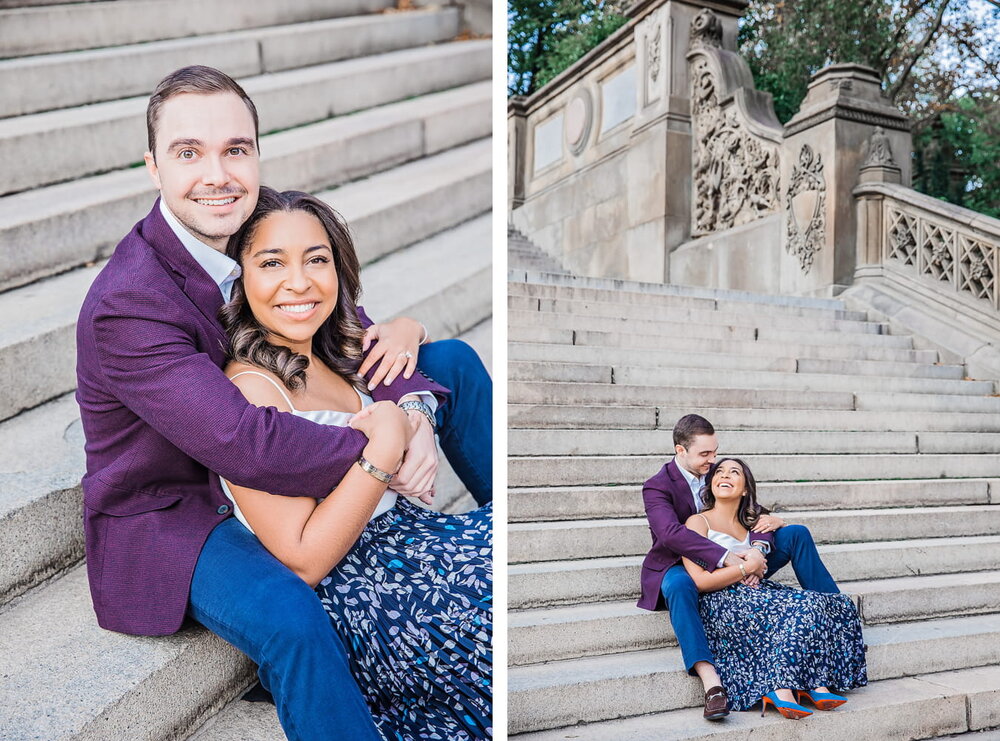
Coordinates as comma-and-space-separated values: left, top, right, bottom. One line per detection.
417, 338, 492, 506
188, 518, 382, 741
660, 564, 714, 674
765, 524, 840, 593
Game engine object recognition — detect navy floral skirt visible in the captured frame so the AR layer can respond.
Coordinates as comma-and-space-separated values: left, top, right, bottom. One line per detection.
315, 499, 492, 740
699, 579, 867, 711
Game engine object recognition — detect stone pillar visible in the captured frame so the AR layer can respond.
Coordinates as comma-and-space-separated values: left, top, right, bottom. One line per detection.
854, 126, 902, 279
780, 64, 911, 296
508, 97, 528, 211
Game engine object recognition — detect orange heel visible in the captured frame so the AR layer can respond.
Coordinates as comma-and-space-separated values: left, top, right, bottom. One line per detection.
795, 689, 847, 711
760, 692, 812, 719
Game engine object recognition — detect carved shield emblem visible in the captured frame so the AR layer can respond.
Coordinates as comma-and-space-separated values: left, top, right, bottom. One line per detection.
785, 145, 826, 274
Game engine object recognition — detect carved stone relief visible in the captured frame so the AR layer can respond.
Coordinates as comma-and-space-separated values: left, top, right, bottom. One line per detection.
863, 126, 897, 168
785, 144, 826, 273
959, 235, 997, 307
689, 8, 722, 49
689, 55, 781, 236
921, 222, 955, 284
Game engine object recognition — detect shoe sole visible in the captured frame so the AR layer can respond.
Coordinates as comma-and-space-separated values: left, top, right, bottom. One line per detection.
704, 710, 729, 721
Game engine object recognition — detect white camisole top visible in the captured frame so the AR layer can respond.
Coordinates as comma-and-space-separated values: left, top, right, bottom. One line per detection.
219, 371, 398, 535
695, 513, 752, 554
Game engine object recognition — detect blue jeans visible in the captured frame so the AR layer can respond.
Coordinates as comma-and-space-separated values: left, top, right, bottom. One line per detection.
661, 525, 839, 673
188, 518, 382, 741
418, 338, 492, 505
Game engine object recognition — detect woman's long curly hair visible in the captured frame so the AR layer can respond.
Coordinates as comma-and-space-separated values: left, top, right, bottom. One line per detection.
701, 457, 762, 531
220, 186, 365, 392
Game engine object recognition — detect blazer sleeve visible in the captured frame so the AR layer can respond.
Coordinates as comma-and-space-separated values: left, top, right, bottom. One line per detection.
643, 481, 728, 571
92, 289, 366, 498
355, 305, 448, 406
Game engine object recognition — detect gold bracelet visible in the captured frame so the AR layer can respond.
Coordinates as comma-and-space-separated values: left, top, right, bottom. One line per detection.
358, 455, 395, 484
738, 562, 747, 578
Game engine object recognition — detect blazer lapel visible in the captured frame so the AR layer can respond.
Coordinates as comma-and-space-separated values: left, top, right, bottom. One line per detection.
140, 199, 231, 354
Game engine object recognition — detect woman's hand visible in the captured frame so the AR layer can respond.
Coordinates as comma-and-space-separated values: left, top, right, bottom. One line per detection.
751, 514, 785, 533
393, 412, 439, 505
359, 317, 426, 390
349, 400, 411, 473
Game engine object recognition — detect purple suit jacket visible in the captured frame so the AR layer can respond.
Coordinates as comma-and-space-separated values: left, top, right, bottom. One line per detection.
76, 200, 447, 636
637, 459, 774, 611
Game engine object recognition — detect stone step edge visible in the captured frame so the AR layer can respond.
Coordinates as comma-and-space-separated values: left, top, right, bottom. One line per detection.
507, 270, 848, 311
508, 664, 1000, 740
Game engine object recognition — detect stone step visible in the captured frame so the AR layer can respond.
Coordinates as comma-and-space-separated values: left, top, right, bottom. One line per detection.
508, 326, 937, 363
508, 505, 1000, 563
507, 403, 1000, 433
507, 312, 914, 350
1, 40, 490, 196
508, 306, 889, 339
0, 139, 490, 423
0, 0, 393, 58
507, 273, 861, 319
509, 382, 1000, 416
509, 571, 1000, 665
510, 663, 1000, 740
186, 698, 283, 741
508, 428, 1000, 457
508, 615, 1000, 734
0, 8, 460, 118
508, 360, 993, 397
0, 214, 490, 607
0, 565, 254, 741
508, 479, 1000, 522
507, 340, 965, 380
510, 451, 1000, 488
0, 79, 490, 293
508, 293, 883, 334
508, 535, 1000, 608
0, 394, 84, 606
320, 137, 491, 266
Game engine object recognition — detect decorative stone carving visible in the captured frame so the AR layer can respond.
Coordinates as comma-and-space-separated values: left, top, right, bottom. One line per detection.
689, 8, 722, 50
959, 236, 996, 306
785, 144, 826, 273
689, 55, 781, 235
647, 26, 661, 83
921, 222, 955, 283
887, 209, 918, 266
863, 126, 897, 168
564, 90, 593, 156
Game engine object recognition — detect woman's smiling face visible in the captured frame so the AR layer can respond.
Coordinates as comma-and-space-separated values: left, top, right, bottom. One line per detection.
711, 459, 746, 499
240, 209, 338, 352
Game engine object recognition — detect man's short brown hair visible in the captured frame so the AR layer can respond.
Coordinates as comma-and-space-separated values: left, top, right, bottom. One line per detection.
673, 414, 715, 450
146, 65, 259, 158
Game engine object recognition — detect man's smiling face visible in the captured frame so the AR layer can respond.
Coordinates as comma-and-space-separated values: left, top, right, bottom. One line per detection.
144, 91, 260, 252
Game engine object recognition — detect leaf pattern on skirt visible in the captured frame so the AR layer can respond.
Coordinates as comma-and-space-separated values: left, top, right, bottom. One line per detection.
316, 499, 493, 740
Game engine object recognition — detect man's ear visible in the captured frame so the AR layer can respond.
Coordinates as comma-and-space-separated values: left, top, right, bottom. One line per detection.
143, 151, 161, 190
674, 444, 686, 456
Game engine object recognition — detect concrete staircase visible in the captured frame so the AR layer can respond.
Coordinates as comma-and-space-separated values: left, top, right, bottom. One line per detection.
507, 270, 1000, 739
0, 3, 490, 739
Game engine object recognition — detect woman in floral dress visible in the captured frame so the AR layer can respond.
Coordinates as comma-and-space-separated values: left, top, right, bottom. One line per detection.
681, 458, 866, 718
217, 186, 491, 740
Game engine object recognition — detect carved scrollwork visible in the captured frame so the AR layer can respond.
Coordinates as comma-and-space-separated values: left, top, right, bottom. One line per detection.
785, 144, 826, 274
689, 56, 781, 235
648, 27, 661, 83
689, 8, 722, 50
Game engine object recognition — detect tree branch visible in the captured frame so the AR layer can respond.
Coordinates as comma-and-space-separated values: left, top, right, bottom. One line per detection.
888, 0, 952, 101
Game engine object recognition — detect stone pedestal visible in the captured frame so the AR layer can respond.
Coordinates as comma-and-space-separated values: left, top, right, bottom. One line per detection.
780, 64, 911, 296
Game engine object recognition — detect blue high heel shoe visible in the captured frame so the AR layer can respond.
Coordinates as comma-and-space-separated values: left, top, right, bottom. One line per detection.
760, 691, 812, 719
795, 689, 847, 710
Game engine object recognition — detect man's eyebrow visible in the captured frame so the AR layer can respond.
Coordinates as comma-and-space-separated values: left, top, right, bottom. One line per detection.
227, 137, 256, 152
165, 138, 203, 153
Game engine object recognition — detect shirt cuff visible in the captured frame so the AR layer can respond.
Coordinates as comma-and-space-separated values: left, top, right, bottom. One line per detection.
749, 540, 771, 555
716, 550, 729, 569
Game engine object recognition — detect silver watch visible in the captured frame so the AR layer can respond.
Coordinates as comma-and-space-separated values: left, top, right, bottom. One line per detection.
399, 399, 436, 429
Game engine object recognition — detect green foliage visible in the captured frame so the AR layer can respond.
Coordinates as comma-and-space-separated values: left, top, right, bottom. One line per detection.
508, 1, 627, 97
739, 0, 1000, 217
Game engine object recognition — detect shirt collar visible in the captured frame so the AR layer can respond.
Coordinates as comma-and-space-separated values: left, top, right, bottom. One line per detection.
159, 198, 241, 296
674, 458, 704, 493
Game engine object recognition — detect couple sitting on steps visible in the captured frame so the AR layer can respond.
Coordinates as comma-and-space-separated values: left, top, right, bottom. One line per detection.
75, 66, 492, 741
639, 414, 868, 721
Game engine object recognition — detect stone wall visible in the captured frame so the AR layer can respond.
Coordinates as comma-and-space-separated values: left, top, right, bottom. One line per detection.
508, 0, 747, 282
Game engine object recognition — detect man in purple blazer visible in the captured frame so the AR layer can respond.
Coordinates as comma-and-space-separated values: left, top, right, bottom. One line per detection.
76, 66, 487, 741
639, 414, 838, 720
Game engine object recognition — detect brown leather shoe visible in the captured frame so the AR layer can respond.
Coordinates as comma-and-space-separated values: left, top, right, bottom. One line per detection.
703, 685, 729, 721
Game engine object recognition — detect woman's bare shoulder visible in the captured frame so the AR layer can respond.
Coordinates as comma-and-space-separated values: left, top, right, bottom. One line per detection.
684, 513, 710, 533
223, 362, 293, 412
